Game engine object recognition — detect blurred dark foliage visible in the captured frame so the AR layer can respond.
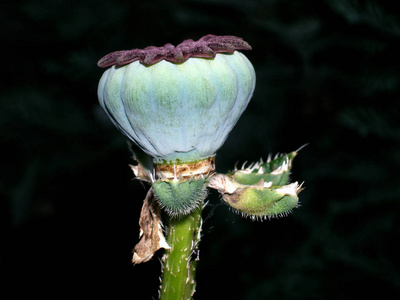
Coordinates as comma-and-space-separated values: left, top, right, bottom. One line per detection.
2, 0, 400, 299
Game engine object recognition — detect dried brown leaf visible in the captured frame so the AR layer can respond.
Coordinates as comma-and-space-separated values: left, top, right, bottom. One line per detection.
132, 189, 169, 264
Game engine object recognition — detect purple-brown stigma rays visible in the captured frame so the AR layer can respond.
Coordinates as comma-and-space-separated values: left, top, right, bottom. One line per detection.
97, 34, 252, 68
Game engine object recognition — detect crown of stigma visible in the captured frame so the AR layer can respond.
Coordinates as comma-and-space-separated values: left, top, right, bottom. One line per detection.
97, 34, 252, 67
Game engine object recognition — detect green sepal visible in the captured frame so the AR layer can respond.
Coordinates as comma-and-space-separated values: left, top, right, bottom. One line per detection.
152, 177, 208, 217
224, 184, 300, 219
233, 152, 296, 186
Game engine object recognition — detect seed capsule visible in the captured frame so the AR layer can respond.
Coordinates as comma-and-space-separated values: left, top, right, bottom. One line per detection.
97, 35, 255, 216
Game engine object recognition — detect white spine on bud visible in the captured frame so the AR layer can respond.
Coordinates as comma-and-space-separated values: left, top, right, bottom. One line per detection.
275, 182, 304, 196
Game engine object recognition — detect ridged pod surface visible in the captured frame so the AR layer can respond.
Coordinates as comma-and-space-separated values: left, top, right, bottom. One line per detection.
98, 35, 255, 216
98, 51, 255, 164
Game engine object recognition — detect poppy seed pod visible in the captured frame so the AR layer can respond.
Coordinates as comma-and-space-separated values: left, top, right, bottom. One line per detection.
97, 35, 256, 216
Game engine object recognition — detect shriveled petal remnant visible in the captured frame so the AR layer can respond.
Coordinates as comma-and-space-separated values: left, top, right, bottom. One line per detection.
97, 34, 252, 68
132, 189, 170, 264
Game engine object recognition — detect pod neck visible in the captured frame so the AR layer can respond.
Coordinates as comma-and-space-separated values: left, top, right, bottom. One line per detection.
154, 156, 216, 180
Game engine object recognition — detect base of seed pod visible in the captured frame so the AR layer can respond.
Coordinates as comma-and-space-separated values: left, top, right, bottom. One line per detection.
153, 177, 208, 217
154, 156, 216, 180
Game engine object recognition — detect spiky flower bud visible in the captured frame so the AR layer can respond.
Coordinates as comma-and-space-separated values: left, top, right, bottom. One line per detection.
208, 152, 303, 220
153, 176, 208, 217
97, 35, 256, 216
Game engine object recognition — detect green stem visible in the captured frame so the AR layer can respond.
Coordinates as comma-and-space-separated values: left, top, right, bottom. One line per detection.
160, 204, 203, 300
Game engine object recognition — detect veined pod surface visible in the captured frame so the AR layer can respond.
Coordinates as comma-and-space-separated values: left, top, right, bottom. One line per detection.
97, 38, 255, 165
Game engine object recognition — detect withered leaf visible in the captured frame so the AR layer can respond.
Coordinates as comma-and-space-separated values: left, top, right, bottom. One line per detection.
132, 188, 169, 264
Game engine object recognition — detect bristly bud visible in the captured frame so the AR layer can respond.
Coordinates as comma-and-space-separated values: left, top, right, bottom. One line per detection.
153, 177, 208, 217
208, 150, 304, 220
152, 158, 214, 217
209, 174, 303, 220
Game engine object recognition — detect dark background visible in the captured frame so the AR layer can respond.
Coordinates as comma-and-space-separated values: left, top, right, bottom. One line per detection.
3, 0, 400, 299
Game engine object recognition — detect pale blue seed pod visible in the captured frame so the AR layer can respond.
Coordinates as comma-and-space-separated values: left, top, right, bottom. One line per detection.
97, 51, 255, 164
97, 35, 255, 216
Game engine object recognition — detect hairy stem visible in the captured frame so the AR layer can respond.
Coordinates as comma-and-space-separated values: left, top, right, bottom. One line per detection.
159, 205, 202, 300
